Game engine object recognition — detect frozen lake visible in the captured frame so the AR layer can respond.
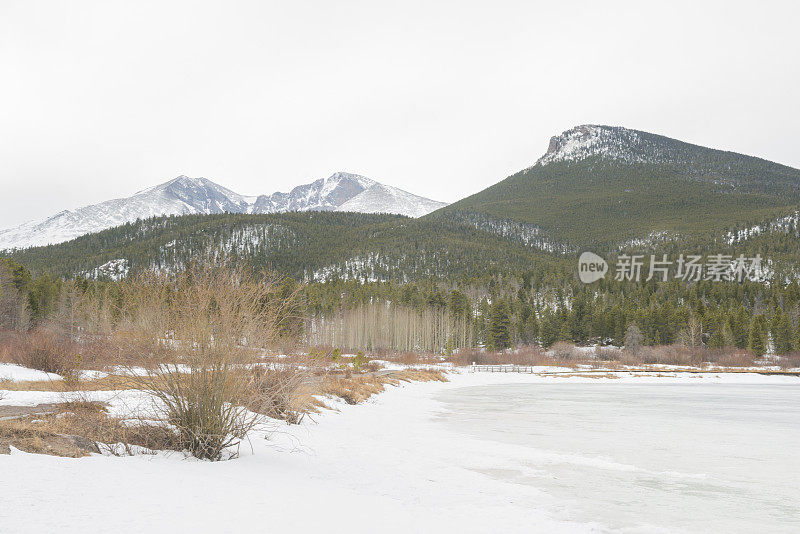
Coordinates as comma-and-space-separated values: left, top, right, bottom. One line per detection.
435, 381, 800, 533
4, 372, 798, 533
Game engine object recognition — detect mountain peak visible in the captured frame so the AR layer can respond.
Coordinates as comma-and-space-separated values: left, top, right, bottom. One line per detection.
168, 175, 206, 185
326, 171, 372, 182
162, 175, 212, 191
536, 125, 644, 166
322, 172, 376, 191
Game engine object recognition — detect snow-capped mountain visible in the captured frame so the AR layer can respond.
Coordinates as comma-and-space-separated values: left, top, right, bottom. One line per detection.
0, 173, 447, 250
255, 172, 446, 218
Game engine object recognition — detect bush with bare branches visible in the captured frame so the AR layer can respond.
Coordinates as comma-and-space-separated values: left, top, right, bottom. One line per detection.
777, 353, 800, 370
447, 345, 554, 366
549, 341, 581, 361
117, 264, 302, 460
248, 365, 308, 424
1, 330, 80, 375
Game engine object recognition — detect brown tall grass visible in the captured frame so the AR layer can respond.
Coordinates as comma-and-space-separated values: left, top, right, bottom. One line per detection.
315, 369, 447, 405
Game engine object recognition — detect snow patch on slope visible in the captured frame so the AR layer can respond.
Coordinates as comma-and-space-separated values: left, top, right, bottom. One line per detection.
81, 259, 130, 281
337, 183, 447, 217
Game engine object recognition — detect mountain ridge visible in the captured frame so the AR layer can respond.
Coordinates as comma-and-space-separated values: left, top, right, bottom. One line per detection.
0, 172, 447, 250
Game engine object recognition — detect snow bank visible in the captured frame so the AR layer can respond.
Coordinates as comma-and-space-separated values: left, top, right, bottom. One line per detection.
0, 363, 62, 383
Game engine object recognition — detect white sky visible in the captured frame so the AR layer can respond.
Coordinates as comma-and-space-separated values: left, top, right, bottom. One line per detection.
1, 0, 798, 228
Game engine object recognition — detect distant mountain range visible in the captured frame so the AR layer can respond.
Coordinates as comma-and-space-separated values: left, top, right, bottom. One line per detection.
5, 125, 800, 281
0, 172, 447, 250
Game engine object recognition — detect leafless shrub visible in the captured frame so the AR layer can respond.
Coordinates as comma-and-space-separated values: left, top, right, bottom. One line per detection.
363, 360, 386, 372
594, 345, 620, 361
1, 330, 80, 376
709, 350, 757, 368
624, 324, 643, 355
619, 345, 699, 366
248, 366, 307, 424
117, 264, 301, 460
776, 353, 800, 370
142, 362, 260, 459
447, 345, 554, 366
397, 351, 438, 365
652, 345, 697, 365
550, 341, 581, 361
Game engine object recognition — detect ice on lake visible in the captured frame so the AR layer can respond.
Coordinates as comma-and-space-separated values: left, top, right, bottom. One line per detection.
435, 381, 800, 533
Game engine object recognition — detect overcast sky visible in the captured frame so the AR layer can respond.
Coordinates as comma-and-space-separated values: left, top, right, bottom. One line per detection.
1, 0, 798, 228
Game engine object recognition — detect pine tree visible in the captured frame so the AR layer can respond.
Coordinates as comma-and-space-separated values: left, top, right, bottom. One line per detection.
748, 316, 767, 357
774, 311, 796, 354
708, 315, 735, 349
730, 306, 749, 349
487, 299, 512, 351
538, 311, 559, 348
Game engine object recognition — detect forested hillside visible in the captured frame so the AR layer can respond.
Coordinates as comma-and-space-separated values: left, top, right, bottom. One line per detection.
432, 125, 800, 249
4, 212, 566, 282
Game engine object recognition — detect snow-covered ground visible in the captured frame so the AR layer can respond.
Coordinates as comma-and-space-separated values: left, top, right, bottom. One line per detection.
2, 370, 798, 533
0, 363, 62, 382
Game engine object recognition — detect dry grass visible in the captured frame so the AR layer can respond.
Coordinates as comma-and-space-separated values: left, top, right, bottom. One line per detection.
0, 401, 181, 457
0, 368, 449, 458
550, 373, 621, 379
314, 369, 447, 405
0, 420, 95, 457
1, 374, 138, 392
